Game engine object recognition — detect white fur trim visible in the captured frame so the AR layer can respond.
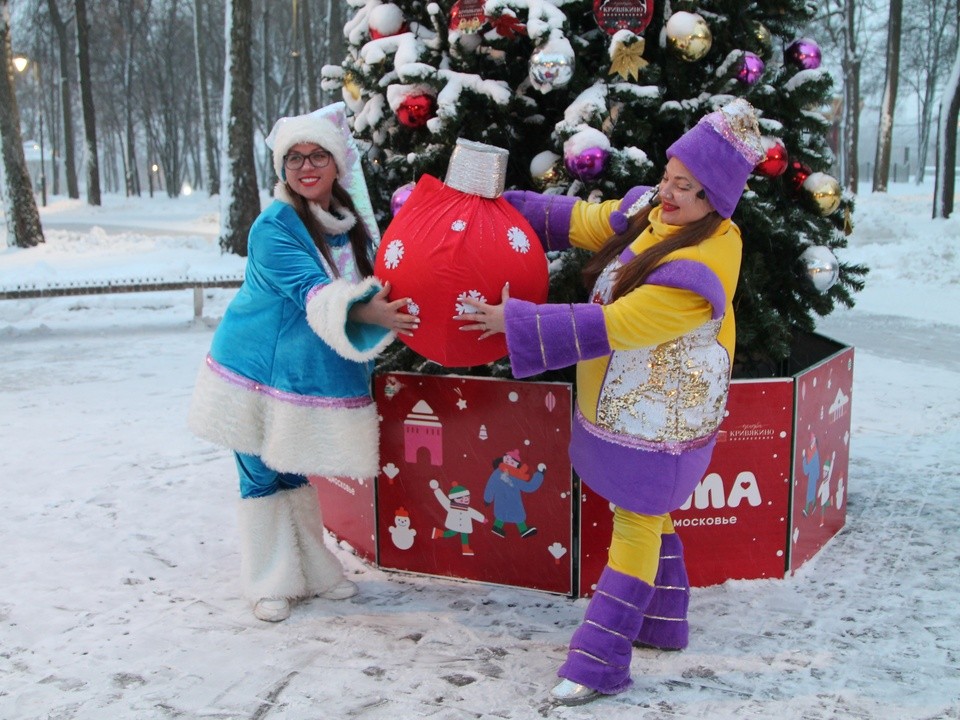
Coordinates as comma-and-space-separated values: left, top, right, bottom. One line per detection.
188, 359, 380, 478
237, 493, 307, 601
268, 113, 348, 181
272, 182, 357, 236
285, 485, 348, 596
306, 277, 396, 362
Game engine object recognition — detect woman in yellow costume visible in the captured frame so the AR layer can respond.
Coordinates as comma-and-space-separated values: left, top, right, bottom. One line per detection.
457, 98, 764, 705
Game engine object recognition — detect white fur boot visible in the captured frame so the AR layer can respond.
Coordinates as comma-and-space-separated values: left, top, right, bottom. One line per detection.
285, 484, 357, 600
237, 492, 306, 622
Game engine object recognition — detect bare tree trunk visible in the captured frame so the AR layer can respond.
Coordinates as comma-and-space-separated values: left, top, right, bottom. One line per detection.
121, 0, 140, 197
934, 45, 960, 218
291, 0, 301, 115
46, 0, 78, 198
219, 0, 260, 256
74, 0, 101, 205
873, 0, 903, 192
260, 2, 277, 187
302, 0, 317, 110
193, 0, 220, 195
841, 0, 860, 193
0, 0, 44, 247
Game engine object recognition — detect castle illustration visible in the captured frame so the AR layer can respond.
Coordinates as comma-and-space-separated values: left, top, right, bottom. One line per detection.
404, 399, 443, 466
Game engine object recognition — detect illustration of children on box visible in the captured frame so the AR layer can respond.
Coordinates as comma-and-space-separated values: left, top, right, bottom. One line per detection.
430, 479, 486, 556
483, 449, 546, 538
801, 432, 821, 517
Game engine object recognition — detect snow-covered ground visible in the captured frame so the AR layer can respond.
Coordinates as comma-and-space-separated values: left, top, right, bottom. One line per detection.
1, 183, 958, 719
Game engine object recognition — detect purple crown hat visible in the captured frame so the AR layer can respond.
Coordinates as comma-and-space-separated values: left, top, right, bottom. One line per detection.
666, 98, 764, 218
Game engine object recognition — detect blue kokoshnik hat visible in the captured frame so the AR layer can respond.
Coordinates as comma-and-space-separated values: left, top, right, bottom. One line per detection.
666, 98, 765, 219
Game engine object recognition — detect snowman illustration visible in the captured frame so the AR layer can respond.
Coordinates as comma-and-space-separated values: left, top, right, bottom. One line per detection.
388, 507, 417, 550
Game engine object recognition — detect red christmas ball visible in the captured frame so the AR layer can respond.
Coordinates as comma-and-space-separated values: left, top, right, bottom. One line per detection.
755, 136, 788, 178
369, 3, 407, 39
375, 175, 549, 367
396, 94, 437, 128
787, 160, 812, 193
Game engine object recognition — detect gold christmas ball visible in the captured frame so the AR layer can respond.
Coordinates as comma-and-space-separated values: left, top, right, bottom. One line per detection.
751, 22, 772, 58
343, 73, 362, 102
666, 12, 712, 62
802, 172, 842, 215
530, 150, 563, 189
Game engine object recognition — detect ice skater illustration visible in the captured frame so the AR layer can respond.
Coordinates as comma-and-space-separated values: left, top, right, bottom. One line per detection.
482, 449, 546, 538
429, 479, 486, 556
801, 432, 821, 516
816, 450, 836, 526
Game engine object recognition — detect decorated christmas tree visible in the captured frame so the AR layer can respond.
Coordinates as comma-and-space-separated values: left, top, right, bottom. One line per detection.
322, 0, 867, 377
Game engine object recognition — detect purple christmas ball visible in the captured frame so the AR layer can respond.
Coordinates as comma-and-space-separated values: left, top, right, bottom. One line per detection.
737, 51, 765, 85
564, 146, 609, 181
390, 181, 416, 217
785, 37, 822, 70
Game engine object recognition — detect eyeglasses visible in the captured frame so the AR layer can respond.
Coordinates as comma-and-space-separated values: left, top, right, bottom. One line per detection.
283, 150, 332, 171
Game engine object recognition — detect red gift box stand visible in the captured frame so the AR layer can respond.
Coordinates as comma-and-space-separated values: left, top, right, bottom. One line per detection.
312, 333, 853, 597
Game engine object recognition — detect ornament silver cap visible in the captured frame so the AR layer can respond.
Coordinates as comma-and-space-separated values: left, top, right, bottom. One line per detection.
444, 139, 509, 198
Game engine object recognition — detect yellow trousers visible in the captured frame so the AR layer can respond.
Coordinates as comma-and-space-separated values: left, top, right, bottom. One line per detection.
607, 507, 676, 584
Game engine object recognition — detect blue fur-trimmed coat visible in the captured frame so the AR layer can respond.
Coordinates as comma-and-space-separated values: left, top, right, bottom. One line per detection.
188, 186, 393, 479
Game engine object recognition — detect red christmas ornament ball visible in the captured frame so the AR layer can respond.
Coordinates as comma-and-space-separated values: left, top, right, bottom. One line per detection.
396, 94, 437, 128
787, 160, 812, 193
375, 175, 549, 367
755, 137, 788, 178
369, 3, 407, 39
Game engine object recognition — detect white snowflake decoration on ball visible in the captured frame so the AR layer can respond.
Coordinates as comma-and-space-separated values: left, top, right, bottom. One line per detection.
507, 226, 531, 253
406, 299, 420, 316
455, 289, 487, 315
384, 238, 405, 269
451, 219, 467, 231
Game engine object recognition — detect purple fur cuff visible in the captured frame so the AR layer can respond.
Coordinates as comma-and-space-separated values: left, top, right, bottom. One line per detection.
645, 259, 726, 319
609, 185, 655, 235
503, 300, 611, 378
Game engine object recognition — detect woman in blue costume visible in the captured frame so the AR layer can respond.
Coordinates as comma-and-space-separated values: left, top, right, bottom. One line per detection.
189, 105, 418, 623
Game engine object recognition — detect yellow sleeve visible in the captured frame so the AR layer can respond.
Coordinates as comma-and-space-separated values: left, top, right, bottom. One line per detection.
568, 199, 621, 252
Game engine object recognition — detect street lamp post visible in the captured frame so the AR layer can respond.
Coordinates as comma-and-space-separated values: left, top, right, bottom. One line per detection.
12, 55, 46, 207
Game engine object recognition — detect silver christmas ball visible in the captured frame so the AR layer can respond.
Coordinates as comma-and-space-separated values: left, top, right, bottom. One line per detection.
800, 245, 840, 293
529, 46, 574, 92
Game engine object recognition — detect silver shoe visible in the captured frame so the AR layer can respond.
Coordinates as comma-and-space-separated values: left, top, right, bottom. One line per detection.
253, 597, 291, 622
550, 679, 601, 706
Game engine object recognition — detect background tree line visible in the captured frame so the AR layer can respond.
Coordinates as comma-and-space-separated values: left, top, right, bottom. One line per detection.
2, 0, 960, 251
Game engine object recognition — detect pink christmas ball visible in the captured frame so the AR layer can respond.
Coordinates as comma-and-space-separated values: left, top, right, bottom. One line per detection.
390, 182, 416, 216
737, 51, 765, 85
785, 38, 822, 70
564, 146, 609, 181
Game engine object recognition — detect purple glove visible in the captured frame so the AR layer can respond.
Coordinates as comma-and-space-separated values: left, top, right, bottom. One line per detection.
609, 185, 655, 235
502, 190, 579, 251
